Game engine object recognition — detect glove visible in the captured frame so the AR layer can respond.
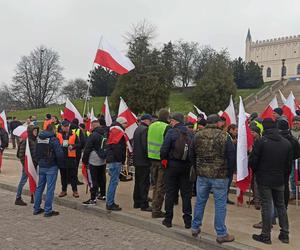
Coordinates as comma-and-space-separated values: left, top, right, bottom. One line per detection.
161, 159, 168, 169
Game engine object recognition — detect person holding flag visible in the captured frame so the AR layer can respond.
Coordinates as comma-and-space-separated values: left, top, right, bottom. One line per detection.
15, 125, 38, 206
250, 118, 291, 244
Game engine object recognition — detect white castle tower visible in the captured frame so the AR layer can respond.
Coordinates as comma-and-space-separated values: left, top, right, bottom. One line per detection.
245, 29, 300, 82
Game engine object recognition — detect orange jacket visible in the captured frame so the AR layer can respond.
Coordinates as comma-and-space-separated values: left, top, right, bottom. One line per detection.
43, 119, 52, 131
57, 132, 76, 158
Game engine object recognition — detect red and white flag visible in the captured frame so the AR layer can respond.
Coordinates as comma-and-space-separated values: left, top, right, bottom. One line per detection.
60, 110, 64, 119
260, 96, 279, 120
63, 98, 83, 123
221, 96, 236, 125
279, 89, 287, 104
90, 107, 97, 122
13, 125, 28, 140
187, 112, 197, 124
82, 163, 93, 188
236, 96, 253, 204
118, 97, 138, 140
282, 92, 296, 127
108, 125, 133, 152
289, 91, 300, 111
94, 36, 135, 75
24, 138, 38, 194
101, 97, 112, 127
0, 110, 8, 132
193, 105, 207, 119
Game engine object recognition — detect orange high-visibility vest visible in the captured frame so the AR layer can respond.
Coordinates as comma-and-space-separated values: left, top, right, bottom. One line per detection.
43, 119, 52, 130
57, 133, 76, 158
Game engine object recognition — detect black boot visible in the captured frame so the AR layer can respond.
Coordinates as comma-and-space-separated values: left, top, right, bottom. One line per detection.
252, 234, 271, 244
278, 233, 289, 244
15, 197, 27, 206
30, 194, 34, 204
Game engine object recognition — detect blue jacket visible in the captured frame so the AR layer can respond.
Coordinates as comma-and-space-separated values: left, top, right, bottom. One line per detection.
36, 130, 64, 168
160, 123, 193, 164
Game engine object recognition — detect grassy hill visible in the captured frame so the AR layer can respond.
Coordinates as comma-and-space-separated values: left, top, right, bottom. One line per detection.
8, 86, 265, 121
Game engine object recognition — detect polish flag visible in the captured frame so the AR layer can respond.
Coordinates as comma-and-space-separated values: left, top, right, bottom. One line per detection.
118, 97, 138, 140
101, 97, 112, 127
63, 98, 83, 123
90, 107, 98, 122
193, 105, 207, 119
282, 92, 296, 127
13, 126, 28, 140
187, 112, 197, 124
289, 91, 300, 111
279, 89, 287, 104
82, 163, 93, 188
24, 138, 38, 194
221, 96, 236, 125
0, 110, 8, 132
236, 96, 253, 204
60, 110, 64, 119
260, 96, 279, 120
94, 36, 135, 75
108, 125, 133, 152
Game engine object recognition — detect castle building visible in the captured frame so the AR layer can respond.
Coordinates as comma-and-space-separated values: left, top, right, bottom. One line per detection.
245, 29, 300, 82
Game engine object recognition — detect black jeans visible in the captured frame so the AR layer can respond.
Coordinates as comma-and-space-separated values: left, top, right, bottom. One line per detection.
258, 184, 289, 237
60, 168, 77, 192
164, 164, 192, 224
133, 165, 150, 208
90, 164, 106, 200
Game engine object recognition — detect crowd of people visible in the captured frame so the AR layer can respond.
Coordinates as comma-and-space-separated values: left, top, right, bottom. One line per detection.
1, 106, 299, 245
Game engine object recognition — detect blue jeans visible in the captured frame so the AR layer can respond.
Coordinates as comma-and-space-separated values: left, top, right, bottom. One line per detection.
106, 162, 122, 206
34, 166, 58, 214
16, 167, 28, 199
192, 177, 229, 237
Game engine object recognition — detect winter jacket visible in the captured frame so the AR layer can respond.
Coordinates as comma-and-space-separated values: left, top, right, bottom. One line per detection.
133, 122, 150, 167
189, 124, 234, 179
106, 123, 127, 164
17, 125, 38, 166
279, 130, 300, 161
0, 128, 9, 150
82, 126, 107, 166
249, 128, 293, 187
36, 130, 64, 168
160, 123, 192, 166
226, 133, 237, 177
292, 125, 300, 142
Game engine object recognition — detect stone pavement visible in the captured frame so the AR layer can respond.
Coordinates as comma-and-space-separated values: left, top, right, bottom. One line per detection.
0, 188, 202, 250
1, 148, 300, 250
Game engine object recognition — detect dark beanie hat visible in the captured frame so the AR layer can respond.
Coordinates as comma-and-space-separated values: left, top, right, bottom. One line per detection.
262, 118, 276, 130
72, 118, 79, 126
46, 113, 51, 119
207, 114, 221, 124
171, 113, 184, 123
296, 110, 300, 116
273, 108, 283, 116
277, 117, 289, 130
198, 119, 207, 127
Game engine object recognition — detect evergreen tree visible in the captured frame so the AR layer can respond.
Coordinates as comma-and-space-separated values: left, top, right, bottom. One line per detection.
89, 66, 118, 97
232, 57, 246, 88
244, 61, 264, 88
161, 41, 176, 86
192, 52, 236, 114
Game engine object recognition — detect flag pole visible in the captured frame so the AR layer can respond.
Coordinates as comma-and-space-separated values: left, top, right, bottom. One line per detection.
83, 36, 103, 116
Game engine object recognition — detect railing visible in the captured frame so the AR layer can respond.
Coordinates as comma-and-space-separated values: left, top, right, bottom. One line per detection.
244, 79, 288, 108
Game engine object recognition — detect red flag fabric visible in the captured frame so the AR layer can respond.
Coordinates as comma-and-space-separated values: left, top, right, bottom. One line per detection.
94, 36, 135, 75
82, 163, 93, 188
63, 98, 83, 123
282, 93, 296, 127
260, 96, 279, 120
107, 125, 132, 152
24, 138, 38, 194
187, 112, 197, 124
13, 126, 28, 140
0, 111, 8, 132
118, 97, 137, 140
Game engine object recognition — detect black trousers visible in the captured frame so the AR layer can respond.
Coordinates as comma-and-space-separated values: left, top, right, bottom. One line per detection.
89, 164, 106, 200
258, 184, 289, 237
164, 164, 192, 224
133, 165, 150, 208
60, 168, 77, 192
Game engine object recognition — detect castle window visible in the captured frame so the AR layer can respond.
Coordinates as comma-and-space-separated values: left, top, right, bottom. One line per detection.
297, 64, 300, 75
267, 67, 271, 78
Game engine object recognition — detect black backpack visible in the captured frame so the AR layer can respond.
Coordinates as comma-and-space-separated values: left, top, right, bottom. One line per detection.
97, 135, 107, 159
171, 129, 190, 161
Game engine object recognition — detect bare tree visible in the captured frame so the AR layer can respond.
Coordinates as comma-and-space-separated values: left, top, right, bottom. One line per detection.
62, 78, 88, 100
10, 46, 64, 108
0, 85, 21, 111
174, 40, 198, 88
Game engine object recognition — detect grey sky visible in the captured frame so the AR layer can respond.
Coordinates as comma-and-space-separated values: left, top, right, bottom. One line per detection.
0, 0, 299, 85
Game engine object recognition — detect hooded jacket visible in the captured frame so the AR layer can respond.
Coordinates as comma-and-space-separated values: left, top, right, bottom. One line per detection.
0, 128, 8, 150
249, 128, 293, 187
133, 122, 150, 167
17, 125, 38, 167
36, 130, 64, 168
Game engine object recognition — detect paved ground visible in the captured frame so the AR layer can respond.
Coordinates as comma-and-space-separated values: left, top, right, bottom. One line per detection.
1, 149, 300, 250
0, 188, 202, 250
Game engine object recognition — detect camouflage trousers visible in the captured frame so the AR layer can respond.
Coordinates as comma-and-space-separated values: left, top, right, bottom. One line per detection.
151, 160, 165, 214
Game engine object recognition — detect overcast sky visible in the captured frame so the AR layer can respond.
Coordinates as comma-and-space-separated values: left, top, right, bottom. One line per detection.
0, 0, 299, 85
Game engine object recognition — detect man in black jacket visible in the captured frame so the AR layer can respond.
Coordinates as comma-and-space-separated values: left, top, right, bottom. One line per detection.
0, 121, 9, 173
106, 117, 128, 211
133, 114, 152, 212
82, 120, 107, 206
160, 113, 193, 229
277, 117, 300, 208
250, 118, 292, 244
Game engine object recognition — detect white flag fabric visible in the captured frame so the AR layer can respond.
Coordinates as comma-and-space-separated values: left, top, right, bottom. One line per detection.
0, 110, 8, 132
279, 90, 287, 104
64, 98, 83, 123
24, 138, 38, 193
193, 105, 207, 119
103, 97, 112, 127
221, 96, 236, 125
